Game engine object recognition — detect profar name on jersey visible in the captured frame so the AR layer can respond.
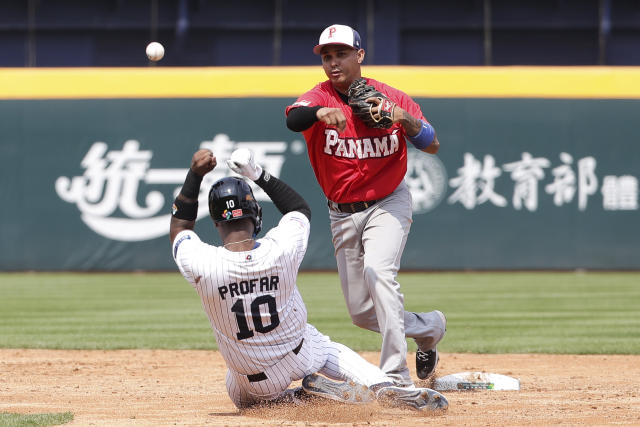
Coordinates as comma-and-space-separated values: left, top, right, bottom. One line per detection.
218, 275, 280, 300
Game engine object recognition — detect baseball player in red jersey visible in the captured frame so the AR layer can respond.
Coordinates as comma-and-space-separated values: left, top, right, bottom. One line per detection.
169, 147, 448, 410
285, 24, 446, 387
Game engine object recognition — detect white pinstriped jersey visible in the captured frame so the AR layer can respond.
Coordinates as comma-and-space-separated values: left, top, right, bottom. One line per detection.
172, 211, 309, 374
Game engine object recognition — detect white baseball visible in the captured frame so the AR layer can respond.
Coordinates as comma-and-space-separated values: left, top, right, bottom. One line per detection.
231, 148, 252, 165
146, 42, 164, 61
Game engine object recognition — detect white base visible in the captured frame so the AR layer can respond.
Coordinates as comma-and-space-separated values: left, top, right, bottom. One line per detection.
433, 372, 520, 391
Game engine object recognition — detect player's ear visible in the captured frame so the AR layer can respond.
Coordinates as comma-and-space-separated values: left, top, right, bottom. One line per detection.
356, 49, 365, 64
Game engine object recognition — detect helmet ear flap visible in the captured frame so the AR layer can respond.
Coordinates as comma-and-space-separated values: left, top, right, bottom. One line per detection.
253, 204, 263, 236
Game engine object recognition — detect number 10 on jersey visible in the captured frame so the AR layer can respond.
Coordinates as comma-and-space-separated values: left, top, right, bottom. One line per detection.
231, 295, 280, 340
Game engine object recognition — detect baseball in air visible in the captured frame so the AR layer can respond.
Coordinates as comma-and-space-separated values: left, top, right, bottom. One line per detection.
146, 42, 164, 61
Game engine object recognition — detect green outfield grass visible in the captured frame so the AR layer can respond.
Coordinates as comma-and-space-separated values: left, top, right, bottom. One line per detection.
0, 412, 73, 427
0, 272, 638, 354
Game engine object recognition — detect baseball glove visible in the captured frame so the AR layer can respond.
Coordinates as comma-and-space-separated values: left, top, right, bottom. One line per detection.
347, 78, 396, 129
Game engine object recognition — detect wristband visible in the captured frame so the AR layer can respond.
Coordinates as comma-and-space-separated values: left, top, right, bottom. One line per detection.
172, 198, 198, 221
255, 169, 271, 186
407, 121, 435, 149
180, 169, 203, 199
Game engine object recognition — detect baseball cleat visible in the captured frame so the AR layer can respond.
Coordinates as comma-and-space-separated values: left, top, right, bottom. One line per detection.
416, 310, 446, 380
416, 347, 439, 380
268, 386, 313, 406
376, 386, 449, 411
302, 374, 375, 404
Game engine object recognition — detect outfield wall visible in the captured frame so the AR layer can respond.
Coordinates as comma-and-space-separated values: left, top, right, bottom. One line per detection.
1, 67, 639, 270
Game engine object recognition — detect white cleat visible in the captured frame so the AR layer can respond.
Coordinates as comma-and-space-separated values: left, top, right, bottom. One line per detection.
376, 385, 449, 411
302, 374, 376, 404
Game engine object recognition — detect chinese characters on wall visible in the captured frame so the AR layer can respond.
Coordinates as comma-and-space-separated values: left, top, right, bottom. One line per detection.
447, 152, 638, 211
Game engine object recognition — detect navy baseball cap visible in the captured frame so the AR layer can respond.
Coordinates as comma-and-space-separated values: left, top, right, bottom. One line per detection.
313, 24, 362, 55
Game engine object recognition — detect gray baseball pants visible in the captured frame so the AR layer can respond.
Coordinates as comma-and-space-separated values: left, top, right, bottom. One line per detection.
329, 181, 446, 386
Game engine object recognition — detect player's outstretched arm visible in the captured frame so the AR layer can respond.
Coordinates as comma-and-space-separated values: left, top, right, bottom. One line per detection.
286, 106, 346, 133
254, 171, 311, 220
286, 106, 321, 132
169, 149, 216, 242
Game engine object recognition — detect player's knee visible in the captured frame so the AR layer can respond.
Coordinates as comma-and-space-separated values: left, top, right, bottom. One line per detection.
350, 310, 378, 331
363, 265, 397, 289
351, 315, 367, 329
363, 265, 378, 285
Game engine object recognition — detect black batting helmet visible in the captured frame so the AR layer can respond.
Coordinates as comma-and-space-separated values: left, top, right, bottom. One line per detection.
208, 177, 262, 235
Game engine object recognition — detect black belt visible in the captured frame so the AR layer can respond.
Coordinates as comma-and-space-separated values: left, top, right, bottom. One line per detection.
247, 338, 304, 383
328, 199, 378, 214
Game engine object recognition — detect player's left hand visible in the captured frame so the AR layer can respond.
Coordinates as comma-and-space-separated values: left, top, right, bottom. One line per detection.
348, 78, 396, 129
226, 148, 263, 181
366, 96, 398, 126
191, 149, 217, 177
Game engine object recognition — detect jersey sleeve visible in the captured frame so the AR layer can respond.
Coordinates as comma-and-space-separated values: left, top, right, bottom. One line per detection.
402, 96, 427, 123
263, 211, 310, 268
171, 230, 207, 287
390, 86, 426, 123
285, 85, 327, 115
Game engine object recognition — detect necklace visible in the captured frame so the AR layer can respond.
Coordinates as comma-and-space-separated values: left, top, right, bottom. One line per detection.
223, 238, 254, 247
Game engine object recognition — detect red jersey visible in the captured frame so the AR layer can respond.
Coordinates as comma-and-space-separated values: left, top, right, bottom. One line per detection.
285, 78, 426, 203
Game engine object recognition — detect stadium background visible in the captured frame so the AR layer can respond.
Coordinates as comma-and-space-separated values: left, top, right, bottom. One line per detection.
1, 2, 640, 425
3, 0, 640, 67
1, 0, 639, 271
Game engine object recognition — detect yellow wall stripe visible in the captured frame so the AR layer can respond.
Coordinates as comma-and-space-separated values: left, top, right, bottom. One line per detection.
2, 66, 640, 99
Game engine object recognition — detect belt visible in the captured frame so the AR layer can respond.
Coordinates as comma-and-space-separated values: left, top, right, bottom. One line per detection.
328, 199, 378, 214
246, 338, 304, 383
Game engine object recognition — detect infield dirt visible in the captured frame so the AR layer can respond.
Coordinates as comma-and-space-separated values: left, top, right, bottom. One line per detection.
1, 349, 639, 426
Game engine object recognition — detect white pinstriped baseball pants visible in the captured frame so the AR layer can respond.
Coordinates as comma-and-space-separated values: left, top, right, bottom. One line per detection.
330, 181, 446, 386
225, 324, 389, 408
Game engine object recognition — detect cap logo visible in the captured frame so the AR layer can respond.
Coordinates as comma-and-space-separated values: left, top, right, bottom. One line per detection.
232, 209, 243, 218
314, 24, 361, 55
